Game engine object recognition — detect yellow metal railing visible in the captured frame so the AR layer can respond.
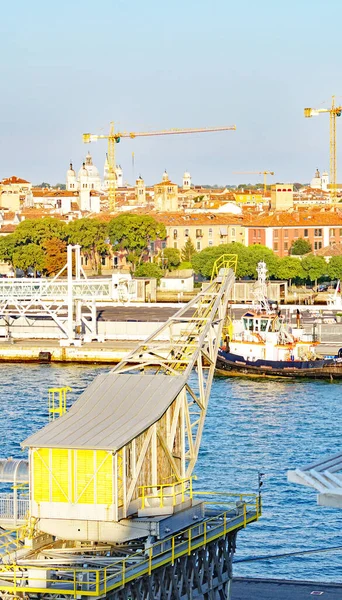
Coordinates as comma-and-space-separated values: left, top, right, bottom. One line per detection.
0, 493, 261, 598
211, 254, 238, 281
48, 386, 71, 421
138, 477, 194, 509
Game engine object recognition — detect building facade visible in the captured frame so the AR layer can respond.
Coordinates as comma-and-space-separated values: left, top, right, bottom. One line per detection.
0, 177, 32, 211
154, 171, 179, 211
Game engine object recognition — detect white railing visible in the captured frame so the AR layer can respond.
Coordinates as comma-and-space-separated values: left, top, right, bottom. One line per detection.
0, 278, 138, 302
0, 278, 114, 301
0, 494, 29, 521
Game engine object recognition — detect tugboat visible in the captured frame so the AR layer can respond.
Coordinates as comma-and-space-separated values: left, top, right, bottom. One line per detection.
216, 262, 342, 379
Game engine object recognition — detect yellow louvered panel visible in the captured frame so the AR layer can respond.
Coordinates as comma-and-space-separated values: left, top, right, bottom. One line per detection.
96, 451, 113, 505
76, 450, 95, 504
51, 449, 69, 502
33, 449, 50, 503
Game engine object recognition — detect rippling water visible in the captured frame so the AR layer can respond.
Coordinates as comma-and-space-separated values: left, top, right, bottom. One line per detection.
0, 363, 341, 582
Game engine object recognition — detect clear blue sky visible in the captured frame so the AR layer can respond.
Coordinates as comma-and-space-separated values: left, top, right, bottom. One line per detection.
0, 0, 341, 187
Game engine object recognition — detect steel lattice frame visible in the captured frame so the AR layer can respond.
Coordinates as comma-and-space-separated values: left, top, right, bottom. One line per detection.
109, 268, 235, 516
95, 533, 236, 600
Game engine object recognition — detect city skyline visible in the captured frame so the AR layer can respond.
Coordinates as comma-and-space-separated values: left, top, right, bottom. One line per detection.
0, 0, 341, 185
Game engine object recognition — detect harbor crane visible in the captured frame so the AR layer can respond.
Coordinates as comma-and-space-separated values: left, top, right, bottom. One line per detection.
233, 170, 274, 195
83, 123, 237, 210
0, 256, 261, 600
304, 95, 342, 201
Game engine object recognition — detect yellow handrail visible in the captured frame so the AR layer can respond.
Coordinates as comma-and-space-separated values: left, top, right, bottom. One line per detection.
0, 493, 261, 597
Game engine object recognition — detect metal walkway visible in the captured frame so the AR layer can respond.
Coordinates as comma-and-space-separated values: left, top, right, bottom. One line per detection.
288, 450, 342, 508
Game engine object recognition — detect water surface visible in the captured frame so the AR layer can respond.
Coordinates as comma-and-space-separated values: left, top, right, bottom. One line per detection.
0, 364, 341, 582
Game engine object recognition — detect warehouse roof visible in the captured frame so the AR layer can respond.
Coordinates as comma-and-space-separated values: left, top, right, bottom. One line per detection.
22, 373, 186, 451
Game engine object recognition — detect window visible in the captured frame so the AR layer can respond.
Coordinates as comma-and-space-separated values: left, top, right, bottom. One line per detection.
274, 230, 278, 239
330, 228, 335, 237
253, 229, 256, 237
173, 229, 178, 239
208, 228, 213, 238
284, 229, 288, 238
231, 227, 236, 237
314, 241, 322, 250
284, 241, 288, 250
161, 241, 166, 249
314, 228, 322, 237
257, 230, 261, 238
208, 240, 213, 246
150, 242, 155, 252
294, 229, 298, 238
174, 242, 177, 249
197, 241, 201, 250
185, 229, 189, 237
101, 255, 106, 266
340, 229, 342, 236
91, 184, 94, 189
196, 229, 203, 238
274, 242, 278, 251
304, 229, 309, 237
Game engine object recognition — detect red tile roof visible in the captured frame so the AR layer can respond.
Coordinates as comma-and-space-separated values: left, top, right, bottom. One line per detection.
2, 176, 30, 185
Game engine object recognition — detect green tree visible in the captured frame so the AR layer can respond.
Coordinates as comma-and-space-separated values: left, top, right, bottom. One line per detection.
135, 263, 163, 283
43, 238, 67, 276
247, 245, 279, 278
162, 248, 180, 270
327, 256, 342, 280
67, 218, 109, 274
0, 235, 17, 264
35, 182, 51, 188
290, 238, 312, 255
301, 255, 327, 286
14, 218, 68, 245
108, 215, 166, 270
12, 244, 45, 276
192, 243, 250, 279
178, 261, 192, 270
181, 238, 197, 263
55, 183, 66, 190
276, 256, 304, 285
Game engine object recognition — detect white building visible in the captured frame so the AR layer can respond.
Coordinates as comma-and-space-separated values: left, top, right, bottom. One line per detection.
311, 168, 329, 192
182, 171, 192, 190
66, 153, 102, 212
159, 270, 194, 293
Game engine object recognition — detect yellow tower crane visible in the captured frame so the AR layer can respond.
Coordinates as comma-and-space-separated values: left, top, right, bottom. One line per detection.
83, 123, 236, 211
304, 95, 342, 202
233, 170, 274, 195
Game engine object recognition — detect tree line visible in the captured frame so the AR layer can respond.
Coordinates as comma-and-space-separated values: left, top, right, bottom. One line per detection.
0, 214, 339, 285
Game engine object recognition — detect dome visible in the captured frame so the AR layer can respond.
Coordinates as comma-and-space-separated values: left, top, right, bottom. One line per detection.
78, 155, 100, 179
162, 170, 169, 181
67, 162, 76, 177
78, 162, 88, 177
183, 171, 191, 178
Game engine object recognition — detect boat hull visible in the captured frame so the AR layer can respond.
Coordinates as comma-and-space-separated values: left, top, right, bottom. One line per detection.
216, 350, 342, 379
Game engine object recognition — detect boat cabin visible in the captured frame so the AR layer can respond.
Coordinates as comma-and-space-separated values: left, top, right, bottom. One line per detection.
242, 311, 280, 335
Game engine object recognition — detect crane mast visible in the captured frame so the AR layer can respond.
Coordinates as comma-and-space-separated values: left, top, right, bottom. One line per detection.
304, 95, 342, 202
233, 170, 274, 195
83, 123, 236, 211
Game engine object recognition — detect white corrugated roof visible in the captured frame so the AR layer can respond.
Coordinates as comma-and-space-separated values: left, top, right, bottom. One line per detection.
22, 373, 186, 451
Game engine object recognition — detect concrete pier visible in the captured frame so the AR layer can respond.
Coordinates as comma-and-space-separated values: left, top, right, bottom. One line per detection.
0, 339, 137, 363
